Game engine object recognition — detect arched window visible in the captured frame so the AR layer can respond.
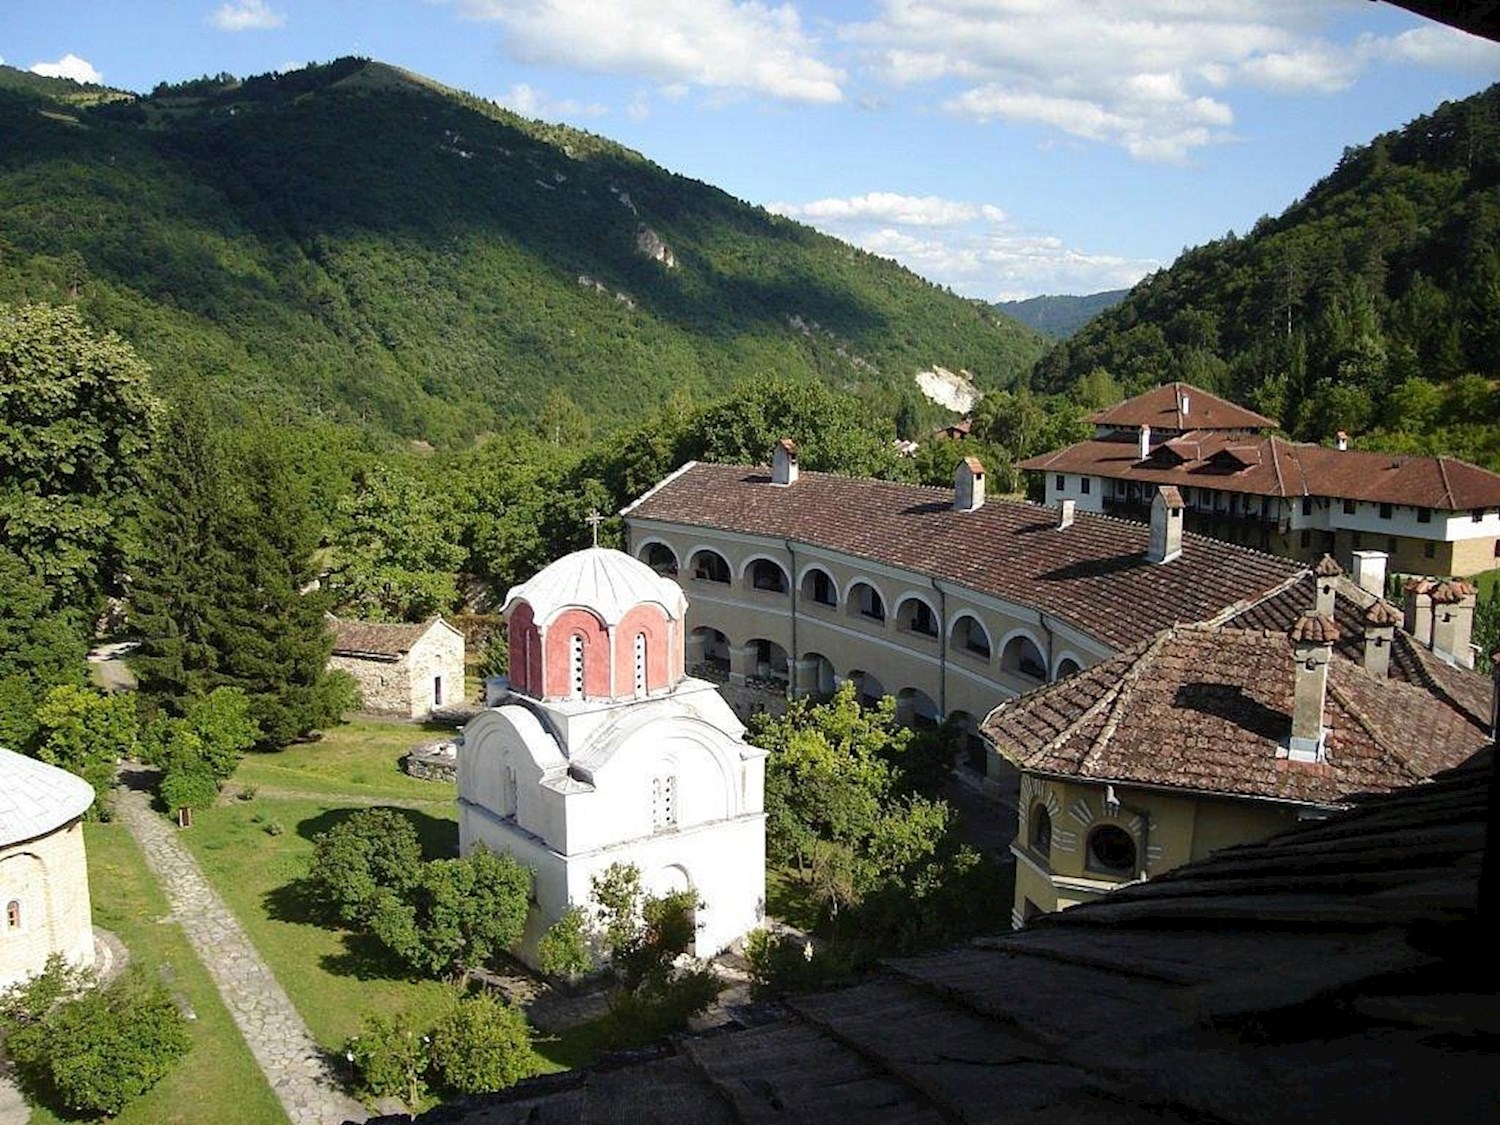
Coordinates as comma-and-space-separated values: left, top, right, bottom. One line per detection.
569, 634, 585, 698
1030, 806, 1052, 857
802, 567, 837, 607
690, 550, 731, 584
851, 582, 885, 622
651, 775, 678, 831
642, 542, 679, 576
748, 558, 789, 594
501, 765, 518, 819
1086, 825, 1137, 876
952, 614, 992, 659
5, 900, 19, 930
1002, 635, 1047, 679
634, 632, 647, 696
1055, 658, 1082, 679
897, 597, 938, 637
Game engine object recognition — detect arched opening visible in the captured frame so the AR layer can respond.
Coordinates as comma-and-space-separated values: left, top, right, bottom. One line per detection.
746, 558, 789, 594
689, 549, 731, 584
848, 669, 886, 707
5, 900, 19, 930
1086, 825, 1137, 877
895, 686, 940, 729
1055, 657, 1082, 680
952, 614, 992, 660
849, 581, 885, 623
569, 633, 586, 698
947, 710, 987, 773
749, 638, 790, 686
1001, 634, 1047, 680
688, 626, 730, 680
641, 541, 679, 576
1030, 806, 1052, 858
801, 651, 837, 699
800, 566, 838, 608
895, 596, 939, 638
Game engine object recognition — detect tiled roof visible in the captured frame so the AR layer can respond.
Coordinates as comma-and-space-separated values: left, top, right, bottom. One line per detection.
1087, 382, 1276, 431
1019, 429, 1500, 510
502, 547, 685, 627
622, 462, 1301, 650
373, 750, 1496, 1125
327, 617, 440, 659
982, 620, 1487, 806
0, 746, 94, 844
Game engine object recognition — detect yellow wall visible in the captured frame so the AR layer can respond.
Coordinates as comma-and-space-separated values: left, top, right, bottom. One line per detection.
1010, 773, 1305, 925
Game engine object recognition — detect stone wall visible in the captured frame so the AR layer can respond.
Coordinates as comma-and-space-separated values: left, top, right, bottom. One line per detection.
0, 819, 95, 989
328, 653, 411, 716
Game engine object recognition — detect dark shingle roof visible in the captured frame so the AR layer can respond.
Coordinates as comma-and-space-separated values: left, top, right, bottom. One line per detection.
982, 620, 1487, 806
623, 462, 1300, 650
327, 617, 437, 659
1087, 382, 1276, 431
367, 751, 1496, 1125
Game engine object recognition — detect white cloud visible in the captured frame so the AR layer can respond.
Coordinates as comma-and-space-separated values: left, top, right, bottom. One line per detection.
496, 82, 609, 119
211, 0, 285, 32
29, 54, 102, 84
626, 91, 652, 120
842, 1, 1500, 162
457, 0, 844, 104
769, 189, 1156, 298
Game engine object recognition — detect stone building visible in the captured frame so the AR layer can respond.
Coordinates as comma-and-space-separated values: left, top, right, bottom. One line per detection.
983, 562, 1491, 925
457, 547, 766, 964
0, 748, 96, 989
327, 616, 465, 719
1019, 382, 1500, 576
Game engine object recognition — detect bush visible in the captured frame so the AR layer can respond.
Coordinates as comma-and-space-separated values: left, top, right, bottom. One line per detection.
537, 906, 593, 982
308, 808, 423, 927
429, 991, 537, 1095
346, 1011, 430, 1108
159, 768, 220, 813
7, 966, 190, 1118
743, 929, 857, 999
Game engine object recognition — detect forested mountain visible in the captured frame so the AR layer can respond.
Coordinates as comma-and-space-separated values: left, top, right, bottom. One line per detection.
1033, 84, 1500, 467
993, 290, 1128, 339
0, 59, 1043, 444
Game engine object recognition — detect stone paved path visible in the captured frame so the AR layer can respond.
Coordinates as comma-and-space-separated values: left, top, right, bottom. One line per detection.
115, 775, 367, 1125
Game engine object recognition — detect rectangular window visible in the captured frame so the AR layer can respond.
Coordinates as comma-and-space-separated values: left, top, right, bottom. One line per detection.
1474, 509, 1487, 523
651, 776, 678, 831
1417, 507, 1432, 524
433, 676, 443, 707
1081, 477, 1091, 495
1055, 474, 1065, 491
1425, 542, 1436, 559
1379, 503, 1393, 520
1343, 499, 1357, 515
1302, 497, 1313, 516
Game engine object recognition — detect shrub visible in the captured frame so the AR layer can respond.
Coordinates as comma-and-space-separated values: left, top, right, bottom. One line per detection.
537, 907, 593, 982
7, 966, 190, 1118
743, 929, 857, 999
308, 808, 423, 927
159, 768, 220, 813
346, 1011, 429, 1108
429, 991, 537, 1095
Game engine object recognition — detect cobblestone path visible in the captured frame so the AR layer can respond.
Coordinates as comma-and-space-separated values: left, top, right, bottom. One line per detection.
115, 778, 367, 1125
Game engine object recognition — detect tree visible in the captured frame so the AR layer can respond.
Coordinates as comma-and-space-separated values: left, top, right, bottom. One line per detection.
307, 808, 424, 927
346, 1010, 430, 1109
429, 991, 538, 1095
0, 548, 88, 752
0, 303, 158, 610
537, 906, 593, 982
32, 685, 138, 817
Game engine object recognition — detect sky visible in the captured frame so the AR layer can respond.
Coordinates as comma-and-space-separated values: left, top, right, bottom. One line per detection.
4, 2, 1498, 300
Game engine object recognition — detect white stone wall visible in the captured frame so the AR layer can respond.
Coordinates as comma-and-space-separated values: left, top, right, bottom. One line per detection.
405, 626, 465, 716
0, 820, 95, 990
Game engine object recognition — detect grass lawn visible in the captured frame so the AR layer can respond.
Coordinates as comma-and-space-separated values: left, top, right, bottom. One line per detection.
179, 794, 462, 1052
233, 716, 459, 803
30, 824, 288, 1125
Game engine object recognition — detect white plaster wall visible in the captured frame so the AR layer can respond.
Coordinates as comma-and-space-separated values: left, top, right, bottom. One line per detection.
1041, 474, 1105, 513
0, 821, 94, 990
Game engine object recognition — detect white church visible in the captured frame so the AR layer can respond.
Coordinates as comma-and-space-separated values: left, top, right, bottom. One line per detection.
457, 546, 767, 964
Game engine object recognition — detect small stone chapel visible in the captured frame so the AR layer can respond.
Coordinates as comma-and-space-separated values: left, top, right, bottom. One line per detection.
457, 546, 767, 965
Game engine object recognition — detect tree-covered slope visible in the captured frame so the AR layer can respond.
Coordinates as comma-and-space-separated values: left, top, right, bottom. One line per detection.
993, 290, 1128, 340
1033, 84, 1500, 461
0, 59, 1044, 443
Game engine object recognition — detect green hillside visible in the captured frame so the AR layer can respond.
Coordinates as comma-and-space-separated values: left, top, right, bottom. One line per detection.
1033, 84, 1500, 464
0, 58, 1044, 444
993, 289, 1128, 340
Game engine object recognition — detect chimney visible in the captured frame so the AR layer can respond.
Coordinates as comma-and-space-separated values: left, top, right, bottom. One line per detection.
1313, 554, 1342, 618
771, 438, 799, 486
1431, 580, 1477, 669
1288, 612, 1339, 762
1350, 550, 1387, 598
1058, 498, 1076, 529
1362, 600, 1400, 678
1138, 423, 1152, 461
954, 456, 986, 511
1336, 430, 1349, 452
1148, 486, 1184, 564
1403, 578, 1434, 646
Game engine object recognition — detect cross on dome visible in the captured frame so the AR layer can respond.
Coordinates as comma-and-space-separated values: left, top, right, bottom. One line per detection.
585, 508, 604, 547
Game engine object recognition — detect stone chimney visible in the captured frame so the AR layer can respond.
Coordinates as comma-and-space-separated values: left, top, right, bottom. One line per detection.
1350, 550, 1387, 598
1431, 579, 1477, 669
1313, 554, 1342, 618
771, 438, 799, 486
1362, 600, 1400, 678
954, 456, 985, 512
1403, 578, 1435, 646
1058, 498, 1076, 529
1336, 430, 1349, 451
1288, 612, 1338, 763
1137, 423, 1151, 461
1148, 486, 1184, 564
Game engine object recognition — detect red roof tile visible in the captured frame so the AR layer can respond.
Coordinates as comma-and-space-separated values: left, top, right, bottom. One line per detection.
1087, 383, 1276, 432
624, 462, 1300, 650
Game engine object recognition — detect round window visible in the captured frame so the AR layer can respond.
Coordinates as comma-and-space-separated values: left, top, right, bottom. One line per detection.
1088, 825, 1137, 874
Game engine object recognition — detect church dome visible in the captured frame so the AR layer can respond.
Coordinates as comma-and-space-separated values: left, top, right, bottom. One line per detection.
502, 547, 685, 627
0, 747, 95, 845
